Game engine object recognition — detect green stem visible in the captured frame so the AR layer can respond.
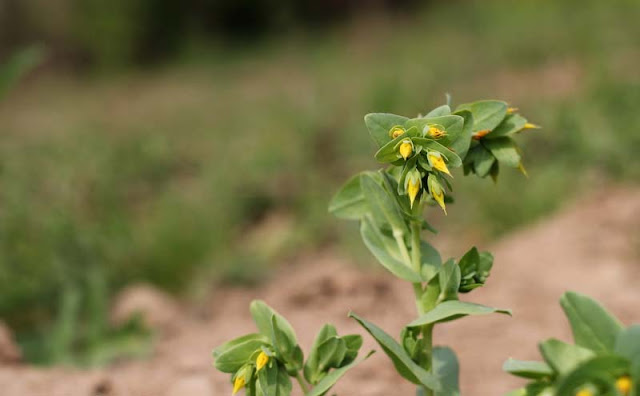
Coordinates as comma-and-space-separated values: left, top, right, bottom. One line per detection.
295, 372, 310, 394
410, 215, 434, 396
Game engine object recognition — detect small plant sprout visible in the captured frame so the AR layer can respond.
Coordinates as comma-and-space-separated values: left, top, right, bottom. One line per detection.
213, 98, 539, 395
504, 292, 639, 396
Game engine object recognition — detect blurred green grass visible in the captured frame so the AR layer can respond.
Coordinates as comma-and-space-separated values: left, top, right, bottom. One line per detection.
0, 0, 639, 363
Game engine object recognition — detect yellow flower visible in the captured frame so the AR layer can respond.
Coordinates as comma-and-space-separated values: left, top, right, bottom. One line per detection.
389, 126, 405, 139
399, 140, 413, 160
576, 389, 593, 396
426, 126, 446, 139
256, 351, 269, 371
523, 122, 541, 130
616, 376, 632, 395
427, 152, 451, 177
232, 375, 246, 395
427, 175, 447, 215
407, 176, 421, 209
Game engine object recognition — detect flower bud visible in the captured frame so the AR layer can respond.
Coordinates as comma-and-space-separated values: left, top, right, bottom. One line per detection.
256, 351, 269, 371
427, 174, 447, 215
616, 376, 631, 395
399, 139, 413, 160
389, 126, 405, 139
427, 151, 451, 177
507, 107, 519, 114
232, 375, 246, 395
426, 126, 446, 139
405, 169, 422, 208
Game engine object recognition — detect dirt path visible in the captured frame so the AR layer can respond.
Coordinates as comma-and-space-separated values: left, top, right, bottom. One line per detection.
2, 187, 639, 396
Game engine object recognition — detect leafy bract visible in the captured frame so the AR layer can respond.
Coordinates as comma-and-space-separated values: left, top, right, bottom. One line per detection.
256, 361, 292, 396
350, 313, 441, 391
407, 301, 511, 327
365, 113, 410, 148
328, 174, 368, 220
361, 172, 408, 235
503, 359, 554, 380
483, 137, 521, 168
456, 100, 508, 132
560, 292, 623, 353
433, 347, 460, 396
360, 216, 422, 282
213, 333, 269, 373
307, 351, 375, 396
539, 338, 595, 375
487, 113, 528, 138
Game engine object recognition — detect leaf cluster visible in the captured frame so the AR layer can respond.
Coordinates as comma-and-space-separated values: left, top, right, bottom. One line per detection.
212, 300, 369, 396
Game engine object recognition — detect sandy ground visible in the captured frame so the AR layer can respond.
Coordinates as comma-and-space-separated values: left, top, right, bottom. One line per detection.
1, 187, 639, 396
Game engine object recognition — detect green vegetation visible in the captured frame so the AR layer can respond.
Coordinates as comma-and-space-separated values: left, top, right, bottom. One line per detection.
0, 0, 639, 365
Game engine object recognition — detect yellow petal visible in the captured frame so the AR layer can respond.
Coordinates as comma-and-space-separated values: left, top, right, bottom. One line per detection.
256, 351, 269, 371
576, 389, 594, 396
427, 126, 446, 139
407, 178, 420, 208
428, 153, 451, 176
507, 107, 519, 114
399, 141, 413, 160
518, 162, 529, 178
616, 376, 632, 395
232, 376, 246, 395
431, 189, 447, 215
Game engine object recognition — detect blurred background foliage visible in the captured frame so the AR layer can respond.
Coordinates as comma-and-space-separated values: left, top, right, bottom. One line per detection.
0, 0, 639, 365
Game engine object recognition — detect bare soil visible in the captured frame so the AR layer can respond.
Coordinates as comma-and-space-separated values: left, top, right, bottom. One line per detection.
1, 187, 639, 396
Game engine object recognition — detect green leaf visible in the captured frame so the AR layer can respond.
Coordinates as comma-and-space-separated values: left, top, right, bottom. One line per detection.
560, 292, 624, 353
360, 216, 422, 282
458, 247, 480, 279
328, 174, 368, 220
365, 113, 410, 148
420, 241, 442, 282
341, 334, 363, 366
483, 137, 521, 168
503, 359, 554, 380
407, 301, 511, 327
539, 339, 595, 375
433, 347, 460, 396
307, 350, 375, 396
425, 105, 451, 117
456, 100, 508, 132
438, 259, 460, 302
451, 110, 474, 158
486, 113, 528, 138
256, 361, 292, 396
350, 313, 441, 390
304, 324, 338, 384
213, 333, 269, 373
361, 173, 408, 235
271, 315, 304, 370
614, 325, 640, 363
316, 337, 347, 372
473, 145, 496, 177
